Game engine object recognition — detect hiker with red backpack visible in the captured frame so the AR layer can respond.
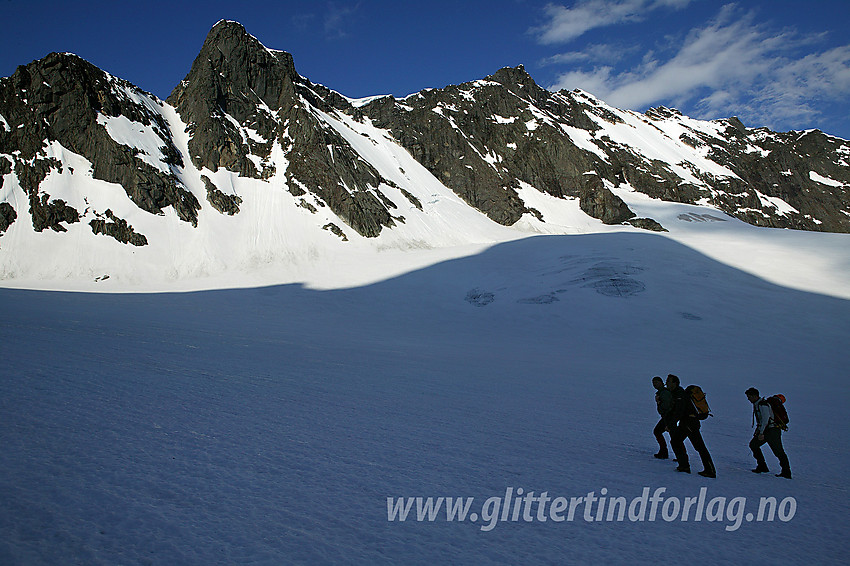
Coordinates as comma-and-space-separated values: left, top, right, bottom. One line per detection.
667, 374, 716, 478
746, 387, 792, 479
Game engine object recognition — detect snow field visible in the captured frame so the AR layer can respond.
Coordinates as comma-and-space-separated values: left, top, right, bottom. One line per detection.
2, 231, 849, 564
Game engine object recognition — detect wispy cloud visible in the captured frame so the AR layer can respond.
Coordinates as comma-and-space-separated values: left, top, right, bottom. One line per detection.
324, 2, 360, 39
539, 43, 633, 66
540, 3, 850, 130
531, 0, 693, 44
290, 13, 317, 32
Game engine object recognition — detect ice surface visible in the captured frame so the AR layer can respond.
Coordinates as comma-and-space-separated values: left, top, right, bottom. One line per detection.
1, 231, 848, 565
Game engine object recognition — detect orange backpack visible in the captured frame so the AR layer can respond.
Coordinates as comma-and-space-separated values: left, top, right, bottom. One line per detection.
686, 385, 712, 420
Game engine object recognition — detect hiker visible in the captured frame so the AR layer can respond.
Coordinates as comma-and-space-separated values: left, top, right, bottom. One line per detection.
652, 376, 673, 459
667, 374, 716, 478
746, 387, 792, 479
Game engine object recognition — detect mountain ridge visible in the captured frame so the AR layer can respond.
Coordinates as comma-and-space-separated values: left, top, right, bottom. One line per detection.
1, 20, 849, 286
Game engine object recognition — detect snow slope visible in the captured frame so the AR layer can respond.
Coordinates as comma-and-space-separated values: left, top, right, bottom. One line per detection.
3, 103, 849, 300
4, 63, 849, 296
1, 224, 849, 564
0, 91, 523, 290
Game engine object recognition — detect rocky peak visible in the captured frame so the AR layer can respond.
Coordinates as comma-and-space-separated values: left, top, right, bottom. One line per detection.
166, 21, 299, 176
171, 20, 299, 111
165, 21, 400, 237
0, 50, 198, 235
488, 64, 533, 87
486, 64, 550, 103
2, 52, 155, 160
723, 116, 747, 133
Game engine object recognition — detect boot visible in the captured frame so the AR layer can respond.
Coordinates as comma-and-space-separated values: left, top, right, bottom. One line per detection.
775, 469, 792, 479
751, 464, 769, 473
698, 459, 717, 479
676, 465, 691, 473
654, 451, 669, 459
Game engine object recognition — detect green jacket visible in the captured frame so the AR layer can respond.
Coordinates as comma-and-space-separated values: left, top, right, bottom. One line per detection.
655, 387, 673, 418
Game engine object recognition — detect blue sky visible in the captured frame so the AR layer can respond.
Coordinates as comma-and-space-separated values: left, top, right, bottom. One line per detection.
2, 0, 849, 138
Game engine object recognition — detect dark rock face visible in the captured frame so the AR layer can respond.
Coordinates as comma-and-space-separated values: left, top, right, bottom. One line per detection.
202, 176, 242, 215
0, 156, 16, 237
361, 71, 849, 233
89, 209, 147, 246
690, 124, 850, 231
167, 20, 396, 237
361, 65, 588, 225
613, 107, 850, 232
282, 106, 394, 237
166, 20, 288, 177
579, 175, 635, 225
0, 155, 10, 184
29, 191, 80, 232
0, 201, 17, 234
0, 52, 200, 226
322, 222, 348, 241
358, 68, 627, 225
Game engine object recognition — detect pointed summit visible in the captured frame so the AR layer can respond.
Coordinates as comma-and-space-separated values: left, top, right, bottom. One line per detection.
166, 20, 303, 175
162, 21, 398, 237
488, 64, 534, 85
486, 64, 548, 102
168, 20, 298, 113
202, 20, 298, 81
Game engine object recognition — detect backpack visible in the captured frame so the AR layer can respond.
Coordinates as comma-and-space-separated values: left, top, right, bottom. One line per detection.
766, 394, 789, 430
685, 385, 712, 420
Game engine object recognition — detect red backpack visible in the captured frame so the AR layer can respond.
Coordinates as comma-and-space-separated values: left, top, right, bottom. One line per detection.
766, 394, 789, 430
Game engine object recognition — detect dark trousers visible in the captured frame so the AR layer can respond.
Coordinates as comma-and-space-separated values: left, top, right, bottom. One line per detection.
671, 419, 715, 474
653, 418, 669, 455
750, 427, 790, 472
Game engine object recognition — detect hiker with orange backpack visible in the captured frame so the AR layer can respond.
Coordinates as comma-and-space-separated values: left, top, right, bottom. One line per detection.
667, 374, 716, 478
746, 387, 792, 479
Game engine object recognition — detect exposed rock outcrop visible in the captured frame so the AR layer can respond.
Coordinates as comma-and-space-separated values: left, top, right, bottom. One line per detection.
202, 175, 242, 216
0, 52, 200, 226
579, 176, 635, 225
0, 201, 17, 234
89, 209, 147, 246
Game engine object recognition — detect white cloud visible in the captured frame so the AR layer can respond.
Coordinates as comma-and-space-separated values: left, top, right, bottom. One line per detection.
532, 0, 693, 44
547, 5, 850, 130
